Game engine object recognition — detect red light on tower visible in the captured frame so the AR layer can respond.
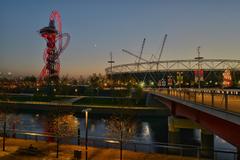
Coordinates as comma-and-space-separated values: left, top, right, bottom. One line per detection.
38, 11, 70, 83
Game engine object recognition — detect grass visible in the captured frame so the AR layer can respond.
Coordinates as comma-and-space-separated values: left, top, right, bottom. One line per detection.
0, 93, 147, 107
73, 97, 146, 106
0, 95, 67, 102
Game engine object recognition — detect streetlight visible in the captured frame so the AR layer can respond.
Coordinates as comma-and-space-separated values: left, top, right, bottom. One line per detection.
75, 88, 78, 95
195, 46, 204, 89
108, 52, 115, 100
108, 52, 115, 86
82, 108, 92, 160
139, 81, 145, 88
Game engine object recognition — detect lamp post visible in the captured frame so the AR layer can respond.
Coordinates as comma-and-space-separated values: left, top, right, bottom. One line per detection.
108, 52, 115, 86
82, 108, 92, 160
108, 52, 115, 101
195, 46, 203, 89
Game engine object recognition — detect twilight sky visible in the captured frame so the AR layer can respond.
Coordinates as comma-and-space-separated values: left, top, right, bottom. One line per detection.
1, 0, 240, 77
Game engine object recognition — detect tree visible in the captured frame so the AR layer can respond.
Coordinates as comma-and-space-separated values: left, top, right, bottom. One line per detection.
23, 75, 37, 83
0, 94, 10, 151
106, 114, 137, 160
0, 110, 7, 151
48, 113, 79, 158
78, 75, 86, 85
0, 96, 20, 151
60, 74, 70, 85
131, 86, 143, 105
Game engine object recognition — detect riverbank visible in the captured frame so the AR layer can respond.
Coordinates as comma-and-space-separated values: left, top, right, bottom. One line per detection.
0, 100, 169, 116
0, 138, 198, 160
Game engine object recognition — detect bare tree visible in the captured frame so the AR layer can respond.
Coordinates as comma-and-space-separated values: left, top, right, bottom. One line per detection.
48, 113, 79, 158
0, 94, 20, 151
106, 114, 137, 160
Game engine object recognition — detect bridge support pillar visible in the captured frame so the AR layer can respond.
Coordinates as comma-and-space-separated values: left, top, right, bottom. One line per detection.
168, 129, 180, 144
237, 148, 240, 160
168, 117, 180, 144
201, 129, 214, 159
145, 93, 151, 106
168, 127, 180, 155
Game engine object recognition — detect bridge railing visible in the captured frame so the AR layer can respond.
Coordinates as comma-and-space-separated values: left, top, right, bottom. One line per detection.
154, 88, 240, 114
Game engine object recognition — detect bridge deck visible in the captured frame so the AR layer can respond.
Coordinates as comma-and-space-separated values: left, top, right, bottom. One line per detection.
151, 89, 240, 147
152, 92, 240, 126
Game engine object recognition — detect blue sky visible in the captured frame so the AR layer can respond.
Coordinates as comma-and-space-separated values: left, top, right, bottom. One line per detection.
1, 0, 240, 77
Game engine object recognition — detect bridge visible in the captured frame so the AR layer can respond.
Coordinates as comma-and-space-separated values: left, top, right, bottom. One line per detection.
147, 88, 240, 157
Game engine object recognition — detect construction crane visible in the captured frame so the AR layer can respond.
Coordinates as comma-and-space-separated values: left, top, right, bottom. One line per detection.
122, 49, 148, 62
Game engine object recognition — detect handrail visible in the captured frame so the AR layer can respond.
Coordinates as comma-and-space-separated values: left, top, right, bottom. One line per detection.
152, 88, 240, 115
0, 129, 237, 157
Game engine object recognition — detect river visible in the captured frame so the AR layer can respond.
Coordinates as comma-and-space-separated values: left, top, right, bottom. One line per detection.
0, 109, 237, 159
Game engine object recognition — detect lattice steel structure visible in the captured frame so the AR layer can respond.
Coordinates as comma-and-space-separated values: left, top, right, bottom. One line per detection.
106, 59, 240, 74
105, 59, 240, 87
39, 11, 70, 83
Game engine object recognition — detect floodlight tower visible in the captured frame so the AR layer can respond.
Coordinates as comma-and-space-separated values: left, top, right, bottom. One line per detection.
195, 46, 204, 88
39, 11, 70, 85
108, 52, 115, 87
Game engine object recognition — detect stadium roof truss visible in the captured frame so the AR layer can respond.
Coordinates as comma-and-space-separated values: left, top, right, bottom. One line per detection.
105, 59, 240, 75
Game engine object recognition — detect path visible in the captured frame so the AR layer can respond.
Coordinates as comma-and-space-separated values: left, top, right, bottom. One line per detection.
0, 138, 199, 160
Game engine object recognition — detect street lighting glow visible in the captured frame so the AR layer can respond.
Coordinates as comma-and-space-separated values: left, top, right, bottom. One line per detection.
139, 81, 145, 88
105, 140, 119, 144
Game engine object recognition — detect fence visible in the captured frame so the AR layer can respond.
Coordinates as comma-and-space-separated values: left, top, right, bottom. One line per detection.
0, 129, 238, 160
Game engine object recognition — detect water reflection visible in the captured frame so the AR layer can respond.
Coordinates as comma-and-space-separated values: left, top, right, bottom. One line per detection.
105, 115, 137, 141
48, 114, 79, 137
0, 111, 236, 155
141, 122, 152, 141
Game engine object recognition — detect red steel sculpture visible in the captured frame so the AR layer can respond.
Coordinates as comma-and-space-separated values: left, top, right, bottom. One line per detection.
39, 11, 70, 82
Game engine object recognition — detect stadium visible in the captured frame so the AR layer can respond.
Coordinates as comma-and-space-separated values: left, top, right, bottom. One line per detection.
105, 58, 240, 88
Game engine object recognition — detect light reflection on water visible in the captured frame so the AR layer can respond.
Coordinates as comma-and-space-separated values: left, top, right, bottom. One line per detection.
141, 122, 152, 142
0, 112, 236, 153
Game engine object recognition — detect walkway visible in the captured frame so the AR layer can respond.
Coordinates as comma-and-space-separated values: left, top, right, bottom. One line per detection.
154, 88, 240, 114
0, 138, 198, 160
149, 89, 240, 148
